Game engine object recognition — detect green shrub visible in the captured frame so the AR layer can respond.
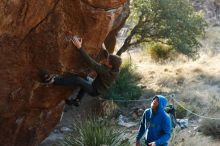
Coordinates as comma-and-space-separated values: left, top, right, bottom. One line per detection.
199, 119, 220, 139
175, 104, 187, 119
116, 0, 206, 57
147, 43, 174, 62
104, 60, 142, 100
61, 117, 130, 146
175, 102, 199, 119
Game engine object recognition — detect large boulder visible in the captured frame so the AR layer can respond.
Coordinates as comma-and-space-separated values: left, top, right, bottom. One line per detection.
0, 0, 129, 146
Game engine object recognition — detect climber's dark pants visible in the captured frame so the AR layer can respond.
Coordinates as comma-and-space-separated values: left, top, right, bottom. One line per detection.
54, 75, 99, 100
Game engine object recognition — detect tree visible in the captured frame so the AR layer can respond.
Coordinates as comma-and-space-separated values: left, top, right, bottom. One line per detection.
116, 0, 207, 57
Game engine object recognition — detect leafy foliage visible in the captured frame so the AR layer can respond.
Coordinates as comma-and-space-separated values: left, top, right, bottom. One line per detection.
175, 104, 187, 119
104, 60, 142, 100
61, 117, 130, 146
117, 0, 207, 57
147, 42, 174, 62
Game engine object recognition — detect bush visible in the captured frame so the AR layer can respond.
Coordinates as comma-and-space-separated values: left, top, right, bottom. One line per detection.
104, 60, 142, 100
199, 119, 220, 139
175, 104, 187, 119
61, 117, 130, 146
94, 100, 119, 117
148, 43, 174, 62
167, 98, 200, 119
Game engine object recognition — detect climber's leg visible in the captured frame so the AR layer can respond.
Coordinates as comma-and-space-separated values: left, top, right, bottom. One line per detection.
55, 75, 99, 105
66, 87, 99, 106
41, 72, 98, 106
65, 89, 85, 106
53, 75, 94, 93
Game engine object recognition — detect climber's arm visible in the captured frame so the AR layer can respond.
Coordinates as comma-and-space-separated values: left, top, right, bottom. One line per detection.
71, 36, 108, 73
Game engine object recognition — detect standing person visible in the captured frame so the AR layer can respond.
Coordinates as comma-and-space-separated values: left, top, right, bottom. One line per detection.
42, 36, 122, 106
136, 95, 172, 146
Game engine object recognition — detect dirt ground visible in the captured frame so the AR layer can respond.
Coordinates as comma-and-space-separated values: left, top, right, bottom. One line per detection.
39, 94, 99, 146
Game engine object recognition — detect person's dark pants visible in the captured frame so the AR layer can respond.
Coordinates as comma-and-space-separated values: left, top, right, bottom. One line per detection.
53, 75, 99, 101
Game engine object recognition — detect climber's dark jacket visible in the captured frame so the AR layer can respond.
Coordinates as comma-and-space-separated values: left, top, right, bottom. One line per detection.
78, 48, 119, 94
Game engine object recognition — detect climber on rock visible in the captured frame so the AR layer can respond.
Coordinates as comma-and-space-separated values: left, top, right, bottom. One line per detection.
42, 36, 122, 107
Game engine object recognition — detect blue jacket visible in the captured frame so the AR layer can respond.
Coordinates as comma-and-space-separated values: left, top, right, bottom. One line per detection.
136, 95, 172, 146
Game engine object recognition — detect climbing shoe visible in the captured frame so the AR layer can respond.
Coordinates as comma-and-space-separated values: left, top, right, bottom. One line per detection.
39, 70, 57, 84
65, 98, 80, 107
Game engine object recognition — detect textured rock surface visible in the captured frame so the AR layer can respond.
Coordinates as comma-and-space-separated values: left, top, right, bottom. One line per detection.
191, 0, 220, 25
0, 0, 129, 146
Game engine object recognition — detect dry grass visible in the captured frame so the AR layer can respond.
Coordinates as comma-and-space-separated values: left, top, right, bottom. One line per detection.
125, 47, 220, 103
170, 129, 220, 146
199, 118, 220, 139
120, 26, 220, 145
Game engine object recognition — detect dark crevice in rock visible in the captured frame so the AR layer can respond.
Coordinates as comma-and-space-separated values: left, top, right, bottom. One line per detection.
18, 0, 60, 49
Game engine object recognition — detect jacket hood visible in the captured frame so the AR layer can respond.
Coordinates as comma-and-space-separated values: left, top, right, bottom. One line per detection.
153, 95, 168, 113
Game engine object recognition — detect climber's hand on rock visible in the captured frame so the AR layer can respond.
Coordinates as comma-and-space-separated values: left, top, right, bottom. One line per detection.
72, 36, 82, 49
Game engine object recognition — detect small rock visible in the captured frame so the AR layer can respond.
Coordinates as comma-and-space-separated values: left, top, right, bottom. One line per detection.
118, 114, 137, 128
53, 129, 59, 133
60, 127, 72, 133
177, 119, 188, 129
